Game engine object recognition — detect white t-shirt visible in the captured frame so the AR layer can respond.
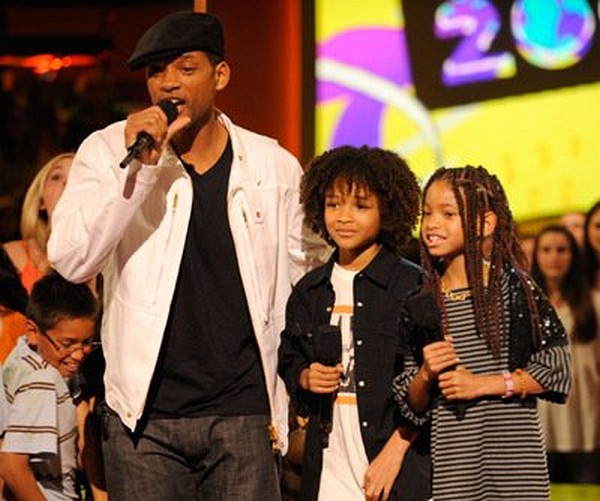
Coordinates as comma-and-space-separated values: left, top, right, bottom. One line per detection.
319, 264, 369, 500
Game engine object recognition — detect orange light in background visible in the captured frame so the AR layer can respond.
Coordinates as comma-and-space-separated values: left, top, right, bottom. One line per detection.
49, 57, 63, 72
0, 54, 99, 75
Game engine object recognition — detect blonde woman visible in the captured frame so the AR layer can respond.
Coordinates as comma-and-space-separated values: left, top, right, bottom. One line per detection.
3, 153, 74, 293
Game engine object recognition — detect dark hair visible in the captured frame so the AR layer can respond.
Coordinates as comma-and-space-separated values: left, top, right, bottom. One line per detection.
583, 200, 600, 288
531, 225, 597, 342
206, 52, 224, 67
420, 165, 536, 358
301, 146, 420, 254
0, 245, 28, 314
27, 272, 98, 333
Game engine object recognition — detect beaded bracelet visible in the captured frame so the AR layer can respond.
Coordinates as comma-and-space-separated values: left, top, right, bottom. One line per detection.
515, 368, 527, 399
502, 370, 514, 399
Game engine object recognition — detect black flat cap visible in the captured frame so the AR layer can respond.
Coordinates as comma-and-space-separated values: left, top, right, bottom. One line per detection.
128, 11, 225, 70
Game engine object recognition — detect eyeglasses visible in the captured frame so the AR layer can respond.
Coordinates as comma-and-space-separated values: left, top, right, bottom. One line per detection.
40, 331, 101, 355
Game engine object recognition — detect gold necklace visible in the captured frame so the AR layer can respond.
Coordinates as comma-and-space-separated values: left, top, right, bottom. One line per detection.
441, 283, 472, 301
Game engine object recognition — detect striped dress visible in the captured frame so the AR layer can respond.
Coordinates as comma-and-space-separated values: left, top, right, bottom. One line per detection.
395, 285, 571, 501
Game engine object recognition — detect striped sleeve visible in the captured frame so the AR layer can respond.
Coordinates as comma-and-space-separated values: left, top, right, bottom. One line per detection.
526, 343, 571, 402
392, 355, 432, 426
2, 368, 59, 456
525, 284, 572, 403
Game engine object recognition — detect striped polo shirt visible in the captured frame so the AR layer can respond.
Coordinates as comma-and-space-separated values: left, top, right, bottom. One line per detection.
2, 336, 78, 500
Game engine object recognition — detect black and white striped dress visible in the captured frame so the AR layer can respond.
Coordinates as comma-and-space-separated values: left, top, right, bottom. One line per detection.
432, 291, 554, 500
395, 285, 571, 501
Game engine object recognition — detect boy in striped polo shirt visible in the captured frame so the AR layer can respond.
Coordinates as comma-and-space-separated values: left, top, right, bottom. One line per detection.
0, 273, 98, 500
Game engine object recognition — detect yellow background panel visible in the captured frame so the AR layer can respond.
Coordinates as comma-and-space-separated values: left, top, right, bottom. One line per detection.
315, 1, 600, 220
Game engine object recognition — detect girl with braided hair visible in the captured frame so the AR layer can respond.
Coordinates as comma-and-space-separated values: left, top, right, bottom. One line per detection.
393, 165, 571, 500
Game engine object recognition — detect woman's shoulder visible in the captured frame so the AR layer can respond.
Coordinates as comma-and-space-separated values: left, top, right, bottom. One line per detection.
2, 239, 29, 271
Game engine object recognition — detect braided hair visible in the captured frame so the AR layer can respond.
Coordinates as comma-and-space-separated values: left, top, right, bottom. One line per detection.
420, 165, 538, 358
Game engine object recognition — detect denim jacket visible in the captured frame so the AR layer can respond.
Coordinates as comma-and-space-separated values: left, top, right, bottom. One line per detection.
278, 248, 431, 500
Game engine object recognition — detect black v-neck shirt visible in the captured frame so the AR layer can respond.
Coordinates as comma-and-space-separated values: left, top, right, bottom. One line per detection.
147, 139, 269, 418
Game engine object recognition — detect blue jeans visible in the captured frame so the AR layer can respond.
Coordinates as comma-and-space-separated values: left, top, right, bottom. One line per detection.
102, 411, 281, 501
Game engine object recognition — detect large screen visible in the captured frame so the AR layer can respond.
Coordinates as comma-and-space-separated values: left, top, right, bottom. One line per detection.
315, 0, 600, 220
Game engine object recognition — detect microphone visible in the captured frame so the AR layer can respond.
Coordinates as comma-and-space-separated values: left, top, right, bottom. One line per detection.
404, 288, 467, 419
313, 324, 342, 448
119, 99, 179, 169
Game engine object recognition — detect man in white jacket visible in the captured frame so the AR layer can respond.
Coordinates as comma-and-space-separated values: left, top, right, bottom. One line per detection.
48, 11, 323, 500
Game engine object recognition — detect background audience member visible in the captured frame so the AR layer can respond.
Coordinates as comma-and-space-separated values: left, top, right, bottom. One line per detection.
0, 273, 98, 500
2, 153, 74, 293
583, 201, 600, 291
532, 225, 600, 483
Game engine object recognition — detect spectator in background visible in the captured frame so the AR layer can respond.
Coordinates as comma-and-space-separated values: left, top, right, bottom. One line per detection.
2, 153, 74, 293
0, 273, 99, 500
560, 211, 586, 249
532, 225, 600, 483
584, 201, 600, 291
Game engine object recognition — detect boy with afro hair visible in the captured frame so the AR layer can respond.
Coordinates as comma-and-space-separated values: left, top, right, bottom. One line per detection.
279, 146, 431, 500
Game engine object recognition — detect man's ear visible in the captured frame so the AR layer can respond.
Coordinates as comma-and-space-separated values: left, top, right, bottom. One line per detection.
483, 210, 497, 238
214, 61, 230, 91
25, 319, 41, 347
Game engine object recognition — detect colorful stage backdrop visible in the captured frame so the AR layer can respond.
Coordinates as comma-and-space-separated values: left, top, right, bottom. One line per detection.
315, 0, 600, 220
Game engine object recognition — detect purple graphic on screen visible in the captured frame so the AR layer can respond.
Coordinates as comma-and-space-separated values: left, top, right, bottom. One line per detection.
317, 28, 412, 147
435, 0, 516, 86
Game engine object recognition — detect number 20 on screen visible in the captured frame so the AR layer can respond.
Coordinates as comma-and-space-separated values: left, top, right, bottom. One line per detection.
435, 0, 598, 87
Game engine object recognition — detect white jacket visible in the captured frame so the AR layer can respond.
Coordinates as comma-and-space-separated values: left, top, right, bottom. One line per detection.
48, 112, 324, 450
